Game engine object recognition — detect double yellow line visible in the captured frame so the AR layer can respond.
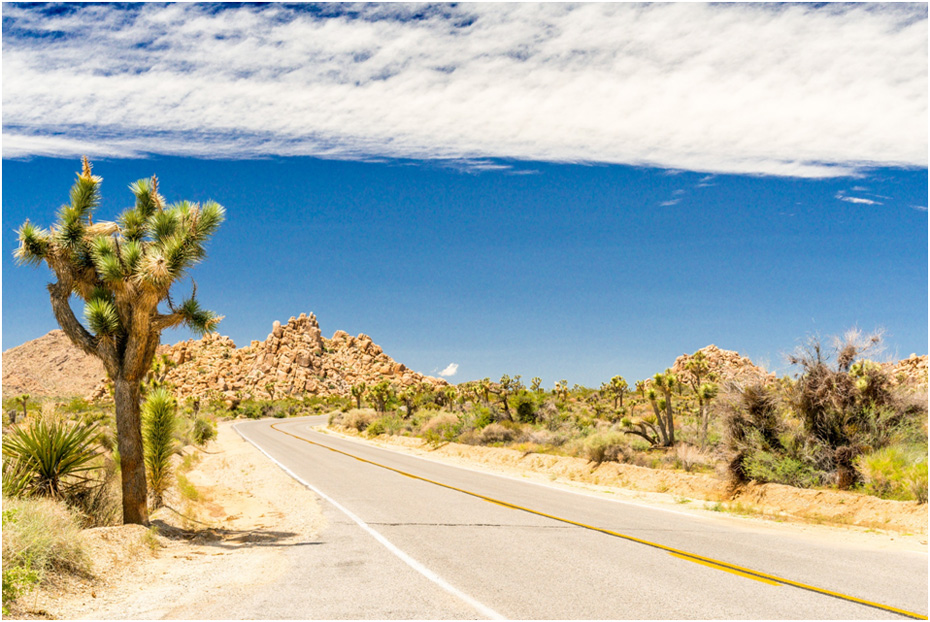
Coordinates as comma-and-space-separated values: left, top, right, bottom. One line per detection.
271, 422, 927, 620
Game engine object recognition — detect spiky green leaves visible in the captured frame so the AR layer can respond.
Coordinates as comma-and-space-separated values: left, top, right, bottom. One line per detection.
128, 177, 162, 220
89, 236, 123, 282
84, 291, 121, 337
142, 387, 177, 508
14, 221, 51, 266
2, 418, 101, 498
177, 297, 222, 336
69, 173, 101, 219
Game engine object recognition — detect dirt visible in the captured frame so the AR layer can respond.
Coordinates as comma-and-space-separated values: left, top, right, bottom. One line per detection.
9, 421, 325, 620
324, 424, 929, 539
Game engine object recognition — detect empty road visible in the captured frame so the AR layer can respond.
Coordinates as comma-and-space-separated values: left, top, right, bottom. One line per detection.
220, 416, 927, 619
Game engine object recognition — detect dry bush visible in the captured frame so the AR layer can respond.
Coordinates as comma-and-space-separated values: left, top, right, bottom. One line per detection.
2, 496, 90, 578
479, 423, 514, 444
675, 444, 712, 472
527, 429, 566, 447
582, 431, 626, 464
341, 408, 379, 432
421, 412, 458, 436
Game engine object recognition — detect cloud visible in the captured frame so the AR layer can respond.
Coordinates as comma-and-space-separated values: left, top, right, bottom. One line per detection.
2, 4, 927, 177
660, 199, 680, 207
835, 191, 881, 205
438, 363, 459, 378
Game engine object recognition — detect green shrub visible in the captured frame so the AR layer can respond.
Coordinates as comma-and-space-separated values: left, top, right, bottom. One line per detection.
743, 450, 824, 488
513, 391, 539, 423
191, 416, 217, 446
142, 388, 177, 508
472, 406, 494, 430
856, 446, 928, 502
2, 509, 40, 615
2, 417, 101, 499
582, 431, 625, 464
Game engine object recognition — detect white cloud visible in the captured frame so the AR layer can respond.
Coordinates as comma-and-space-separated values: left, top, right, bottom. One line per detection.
835, 192, 881, 205
438, 363, 459, 378
2, 4, 927, 177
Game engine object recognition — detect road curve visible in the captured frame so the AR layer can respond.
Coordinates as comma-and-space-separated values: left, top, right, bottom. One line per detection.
228, 416, 927, 620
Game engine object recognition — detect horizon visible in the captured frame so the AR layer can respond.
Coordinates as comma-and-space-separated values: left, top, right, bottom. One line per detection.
2, 3, 927, 388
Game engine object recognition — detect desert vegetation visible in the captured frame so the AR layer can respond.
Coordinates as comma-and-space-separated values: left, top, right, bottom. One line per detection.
329, 331, 927, 505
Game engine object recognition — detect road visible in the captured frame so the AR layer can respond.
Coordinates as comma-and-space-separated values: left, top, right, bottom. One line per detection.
210, 416, 927, 619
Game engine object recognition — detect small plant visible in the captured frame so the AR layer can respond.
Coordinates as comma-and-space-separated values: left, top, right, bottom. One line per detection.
191, 416, 217, 445
142, 388, 177, 508
2, 510, 39, 615
2, 417, 101, 499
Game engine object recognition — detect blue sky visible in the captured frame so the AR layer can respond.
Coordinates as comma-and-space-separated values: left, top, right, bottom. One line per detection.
2, 3, 927, 387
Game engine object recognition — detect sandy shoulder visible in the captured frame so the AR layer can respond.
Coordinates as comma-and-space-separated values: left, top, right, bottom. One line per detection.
18, 420, 325, 620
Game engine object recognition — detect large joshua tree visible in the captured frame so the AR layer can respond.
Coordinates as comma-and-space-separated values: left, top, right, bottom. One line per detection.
14, 158, 224, 524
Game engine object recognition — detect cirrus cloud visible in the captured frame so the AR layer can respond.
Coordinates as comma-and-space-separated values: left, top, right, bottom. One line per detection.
2, 3, 926, 177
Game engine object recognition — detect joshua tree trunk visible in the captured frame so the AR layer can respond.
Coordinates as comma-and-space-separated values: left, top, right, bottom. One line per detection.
113, 376, 148, 524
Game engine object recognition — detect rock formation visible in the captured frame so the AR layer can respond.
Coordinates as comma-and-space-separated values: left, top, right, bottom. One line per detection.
87, 312, 446, 402
882, 354, 928, 389
671, 345, 775, 386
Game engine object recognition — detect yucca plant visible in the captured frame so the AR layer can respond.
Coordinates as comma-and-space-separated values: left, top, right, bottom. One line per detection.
14, 157, 224, 525
142, 388, 177, 509
1, 418, 101, 498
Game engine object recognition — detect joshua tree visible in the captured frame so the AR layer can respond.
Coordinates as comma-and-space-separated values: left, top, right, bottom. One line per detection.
530, 377, 542, 393
601, 375, 629, 409
621, 371, 678, 447
682, 351, 719, 448
14, 158, 224, 525
368, 381, 393, 414
351, 382, 367, 409
13, 394, 30, 424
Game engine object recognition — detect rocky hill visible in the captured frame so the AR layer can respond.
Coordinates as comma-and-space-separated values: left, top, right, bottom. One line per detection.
883, 354, 928, 389
2, 330, 106, 398
86, 312, 446, 402
670, 345, 775, 386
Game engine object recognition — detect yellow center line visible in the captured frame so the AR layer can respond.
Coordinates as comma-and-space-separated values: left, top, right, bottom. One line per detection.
270, 422, 927, 620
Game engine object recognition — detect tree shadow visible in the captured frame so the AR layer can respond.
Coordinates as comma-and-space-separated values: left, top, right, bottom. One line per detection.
151, 509, 322, 551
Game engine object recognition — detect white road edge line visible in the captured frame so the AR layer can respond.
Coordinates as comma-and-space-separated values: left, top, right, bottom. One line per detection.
233, 422, 507, 621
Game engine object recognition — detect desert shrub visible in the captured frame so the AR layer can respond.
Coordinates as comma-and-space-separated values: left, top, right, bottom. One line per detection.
2, 497, 90, 581
142, 388, 177, 508
527, 429, 565, 447
478, 423, 514, 444
742, 450, 825, 488
582, 431, 626, 464
1, 509, 39, 615
472, 406, 495, 430
191, 416, 217, 445
366, 413, 405, 437
513, 391, 539, 423
675, 444, 712, 473
2, 417, 101, 499
856, 446, 929, 502
421, 412, 461, 445
342, 408, 379, 432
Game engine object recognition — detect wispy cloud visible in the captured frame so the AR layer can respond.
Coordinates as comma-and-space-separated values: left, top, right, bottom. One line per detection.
659, 199, 680, 207
2, 4, 926, 177
835, 191, 882, 205
438, 363, 459, 378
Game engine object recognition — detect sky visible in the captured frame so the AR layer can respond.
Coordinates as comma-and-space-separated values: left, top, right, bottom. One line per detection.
2, 3, 928, 387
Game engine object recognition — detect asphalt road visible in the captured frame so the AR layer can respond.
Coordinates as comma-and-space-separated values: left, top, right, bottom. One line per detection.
214, 416, 927, 620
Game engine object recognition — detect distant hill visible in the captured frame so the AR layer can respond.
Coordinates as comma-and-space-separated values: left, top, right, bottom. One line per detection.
2, 330, 106, 398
